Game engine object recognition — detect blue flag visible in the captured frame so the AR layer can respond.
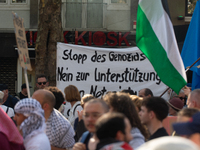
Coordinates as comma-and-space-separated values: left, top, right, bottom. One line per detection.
181, 0, 200, 90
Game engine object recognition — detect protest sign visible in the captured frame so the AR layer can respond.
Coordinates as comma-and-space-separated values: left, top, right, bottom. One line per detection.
13, 12, 32, 98
57, 43, 169, 99
13, 12, 32, 71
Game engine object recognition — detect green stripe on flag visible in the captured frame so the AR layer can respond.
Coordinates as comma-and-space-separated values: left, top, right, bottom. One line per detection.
136, 5, 186, 94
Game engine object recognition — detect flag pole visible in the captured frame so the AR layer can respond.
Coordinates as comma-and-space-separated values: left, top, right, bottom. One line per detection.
160, 57, 200, 97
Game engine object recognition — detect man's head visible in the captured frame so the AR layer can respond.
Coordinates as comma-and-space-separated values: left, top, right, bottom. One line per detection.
36, 75, 49, 89
177, 108, 199, 123
139, 88, 153, 98
32, 89, 56, 112
81, 94, 95, 108
0, 84, 8, 102
167, 97, 184, 116
139, 97, 168, 126
173, 112, 200, 147
21, 83, 32, 95
96, 112, 132, 143
187, 89, 200, 109
45, 86, 65, 110
83, 99, 109, 133
64, 85, 81, 103
14, 98, 45, 138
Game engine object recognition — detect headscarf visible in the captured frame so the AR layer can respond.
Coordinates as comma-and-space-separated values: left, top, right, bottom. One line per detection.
0, 107, 23, 144
14, 98, 45, 141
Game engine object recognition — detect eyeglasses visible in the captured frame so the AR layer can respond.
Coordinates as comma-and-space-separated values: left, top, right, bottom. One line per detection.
38, 82, 47, 85
83, 113, 103, 119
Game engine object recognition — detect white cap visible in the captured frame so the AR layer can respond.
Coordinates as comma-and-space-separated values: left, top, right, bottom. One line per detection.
137, 136, 199, 150
0, 91, 4, 99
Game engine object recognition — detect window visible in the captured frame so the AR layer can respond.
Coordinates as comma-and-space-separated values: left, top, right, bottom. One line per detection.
12, 0, 26, 3
186, 0, 197, 15
0, 0, 27, 5
106, 0, 130, 10
0, 0, 6, 3
185, 0, 197, 22
63, 0, 104, 29
111, 0, 127, 3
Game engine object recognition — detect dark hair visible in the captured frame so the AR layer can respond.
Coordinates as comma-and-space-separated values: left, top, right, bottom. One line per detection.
178, 108, 199, 118
45, 86, 65, 110
103, 92, 149, 139
144, 88, 153, 97
36, 74, 48, 81
96, 112, 126, 140
64, 85, 81, 102
85, 98, 109, 113
121, 89, 134, 95
142, 97, 168, 121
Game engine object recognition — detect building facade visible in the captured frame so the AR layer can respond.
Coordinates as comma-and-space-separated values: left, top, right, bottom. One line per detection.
0, 0, 193, 95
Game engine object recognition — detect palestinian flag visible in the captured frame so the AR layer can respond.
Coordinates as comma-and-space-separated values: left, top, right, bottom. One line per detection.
136, 0, 187, 94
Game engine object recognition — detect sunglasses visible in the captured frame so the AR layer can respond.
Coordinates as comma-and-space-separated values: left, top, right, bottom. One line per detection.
38, 82, 47, 85
179, 97, 187, 101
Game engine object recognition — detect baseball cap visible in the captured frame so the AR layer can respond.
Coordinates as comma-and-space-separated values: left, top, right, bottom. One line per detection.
0, 91, 4, 99
0, 84, 8, 91
137, 136, 199, 150
21, 83, 32, 89
173, 112, 200, 135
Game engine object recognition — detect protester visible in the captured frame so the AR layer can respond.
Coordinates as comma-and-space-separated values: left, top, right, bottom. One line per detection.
167, 97, 184, 116
0, 90, 14, 118
177, 108, 199, 123
96, 112, 133, 150
14, 98, 50, 150
139, 97, 169, 140
130, 95, 143, 113
45, 86, 65, 110
73, 99, 109, 150
64, 85, 83, 128
32, 89, 75, 150
16, 83, 32, 99
36, 74, 49, 89
187, 89, 200, 109
173, 112, 200, 147
0, 107, 24, 150
0, 83, 19, 109
103, 92, 148, 149
169, 87, 189, 106
137, 136, 199, 150
138, 88, 153, 98
74, 94, 95, 142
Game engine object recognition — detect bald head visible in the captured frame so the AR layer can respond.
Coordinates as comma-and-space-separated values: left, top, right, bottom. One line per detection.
187, 89, 200, 109
32, 89, 56, 110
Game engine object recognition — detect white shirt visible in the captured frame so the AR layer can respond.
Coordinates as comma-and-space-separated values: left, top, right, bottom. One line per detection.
24, 132, 51, 150
68, 101, 83, 128
60, 101, 71, 119
0, 105, 14, 118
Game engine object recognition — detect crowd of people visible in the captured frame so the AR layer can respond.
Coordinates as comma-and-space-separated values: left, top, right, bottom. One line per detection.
0, 74, 200, 150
